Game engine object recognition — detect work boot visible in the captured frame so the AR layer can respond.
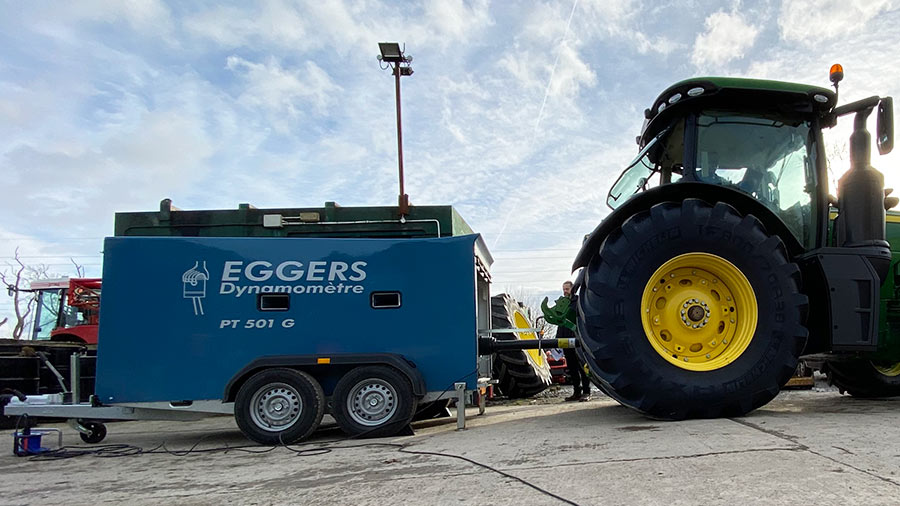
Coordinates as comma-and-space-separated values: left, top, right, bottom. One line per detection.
579, 391, 591, 402
565, 390, 581, 402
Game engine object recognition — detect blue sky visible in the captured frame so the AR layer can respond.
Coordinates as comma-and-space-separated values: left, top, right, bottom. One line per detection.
2, 0, 899, 335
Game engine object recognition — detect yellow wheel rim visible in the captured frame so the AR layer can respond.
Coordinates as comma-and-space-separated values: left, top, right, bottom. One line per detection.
872, 361, 900, 377
640, 252, 758, 371
513, 310, 545, 367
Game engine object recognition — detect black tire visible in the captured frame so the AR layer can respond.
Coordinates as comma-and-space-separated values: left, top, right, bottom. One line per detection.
78, 420, 107, 444
826, 360, 900, 397
578, 199, 808, 419
331, 365, 418, 437
235, 368, 325, 445
491, 294, 553, 398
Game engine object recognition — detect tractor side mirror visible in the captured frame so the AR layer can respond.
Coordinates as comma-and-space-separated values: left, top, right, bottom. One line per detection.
877, 97, 893, 155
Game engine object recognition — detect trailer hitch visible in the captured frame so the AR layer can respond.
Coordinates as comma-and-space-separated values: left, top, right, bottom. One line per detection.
477, 336, 579, 354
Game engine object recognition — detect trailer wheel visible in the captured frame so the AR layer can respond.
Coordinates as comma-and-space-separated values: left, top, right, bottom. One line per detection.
826, 360, 900, 397
331, 365, 417, 437
78, 420, 107, 444
234, 368, 325, 445
491, 294, 552, 398
579, 199, 808, 419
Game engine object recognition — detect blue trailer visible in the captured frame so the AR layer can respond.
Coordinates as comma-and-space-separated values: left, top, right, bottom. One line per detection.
5, 233, 495, 444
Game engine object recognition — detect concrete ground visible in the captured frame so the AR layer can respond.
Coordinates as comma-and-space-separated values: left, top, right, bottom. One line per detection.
2, 382, 900, 506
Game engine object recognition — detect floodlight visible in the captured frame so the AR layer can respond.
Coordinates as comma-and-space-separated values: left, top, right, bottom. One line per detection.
378, 42, 404, 62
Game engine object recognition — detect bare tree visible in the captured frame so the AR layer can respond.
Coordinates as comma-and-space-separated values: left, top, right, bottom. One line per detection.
1, 248, 52, 340
71, 258, 86, 277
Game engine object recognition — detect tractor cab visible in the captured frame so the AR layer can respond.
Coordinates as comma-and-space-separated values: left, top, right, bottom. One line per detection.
607, 75, 893, 252
607, 77, 842, 249
29, 278, 101, 345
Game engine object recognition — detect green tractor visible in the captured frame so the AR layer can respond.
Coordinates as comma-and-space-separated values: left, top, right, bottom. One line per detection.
567, 67, 895, 419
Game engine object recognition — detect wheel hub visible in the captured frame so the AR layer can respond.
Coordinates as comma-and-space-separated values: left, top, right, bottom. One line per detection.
249, 383, 303, 432
641, 252, 758, 371
347, 379, 398, 427
687, 305, 705, 322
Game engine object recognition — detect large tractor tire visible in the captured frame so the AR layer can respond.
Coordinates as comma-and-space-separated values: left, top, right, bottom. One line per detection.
578, 199, 808, 419
826, 360, 900, 397
491, 294, 552, 398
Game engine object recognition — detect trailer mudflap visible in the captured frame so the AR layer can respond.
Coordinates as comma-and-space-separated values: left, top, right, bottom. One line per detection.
799, 247, 887, 352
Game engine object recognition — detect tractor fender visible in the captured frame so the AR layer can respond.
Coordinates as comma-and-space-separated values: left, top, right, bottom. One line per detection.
572, 182, 805, 271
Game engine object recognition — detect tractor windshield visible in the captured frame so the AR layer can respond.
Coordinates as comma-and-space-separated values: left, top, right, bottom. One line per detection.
32, 289, 64, 340
692, 112, 816, 246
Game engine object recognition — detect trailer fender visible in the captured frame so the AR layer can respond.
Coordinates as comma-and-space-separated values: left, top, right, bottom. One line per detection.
224, 353, 426, 402
572, 182, 805, 271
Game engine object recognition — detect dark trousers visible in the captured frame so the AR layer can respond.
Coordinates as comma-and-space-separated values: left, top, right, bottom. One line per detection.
564, 348, 590, 394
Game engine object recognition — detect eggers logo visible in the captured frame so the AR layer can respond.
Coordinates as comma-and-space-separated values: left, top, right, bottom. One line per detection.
218, 260, 369, 298
182, 261, 209, 316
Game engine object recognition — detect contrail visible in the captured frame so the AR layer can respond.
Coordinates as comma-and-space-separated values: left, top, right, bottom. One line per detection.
533, 0, 579, 133
492, 0, 579, 249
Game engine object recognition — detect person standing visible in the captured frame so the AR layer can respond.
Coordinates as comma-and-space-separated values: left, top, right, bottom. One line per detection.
558, 281, 591, 401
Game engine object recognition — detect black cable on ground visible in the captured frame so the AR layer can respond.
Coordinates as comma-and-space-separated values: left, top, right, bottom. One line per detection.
18, 370, 582, 504
279, 440, 581, 505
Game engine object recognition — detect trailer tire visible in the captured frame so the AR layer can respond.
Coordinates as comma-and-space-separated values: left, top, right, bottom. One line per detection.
491, 294, 552, 398
235, 368, 325, 445
826, 360, 900, 397
78, 420, 107, 444
331, 365, 417, 437
579, 199, 808, 419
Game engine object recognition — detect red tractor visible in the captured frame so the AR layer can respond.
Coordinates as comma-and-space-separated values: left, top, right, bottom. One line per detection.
29, 278, 101, 345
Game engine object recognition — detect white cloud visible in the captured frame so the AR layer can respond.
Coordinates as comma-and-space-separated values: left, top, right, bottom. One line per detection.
225, 56, 342, 133
691, 10, 760, 67
779, 0, 894, 46
183, 1, 309, 48
548, 42, 597, 100
418, 0, 493, 44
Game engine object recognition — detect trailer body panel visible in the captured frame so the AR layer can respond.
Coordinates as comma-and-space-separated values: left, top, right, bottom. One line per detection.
96, 235, 480, 404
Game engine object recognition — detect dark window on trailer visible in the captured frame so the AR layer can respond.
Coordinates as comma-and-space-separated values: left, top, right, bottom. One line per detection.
371, 292, 402, 309
258, 293, 290, 311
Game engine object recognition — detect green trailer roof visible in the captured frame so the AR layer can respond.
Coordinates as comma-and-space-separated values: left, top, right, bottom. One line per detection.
115, 199, 474, 239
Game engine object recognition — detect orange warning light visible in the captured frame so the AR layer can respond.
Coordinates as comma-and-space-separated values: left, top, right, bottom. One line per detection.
830, 64, 844, 84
